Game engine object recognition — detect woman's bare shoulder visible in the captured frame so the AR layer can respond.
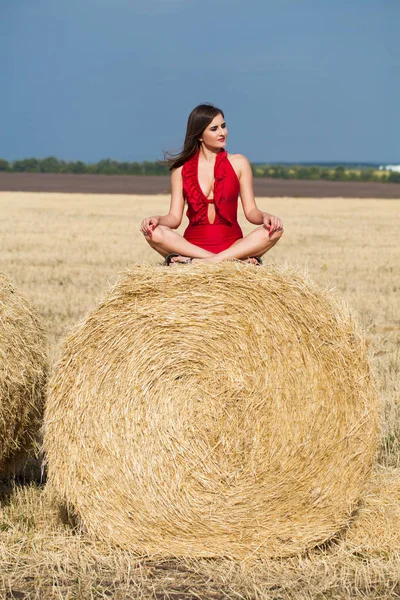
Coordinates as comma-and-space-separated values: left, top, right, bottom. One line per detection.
171, 165, 183, 179
227, 154, 251, 178
228, 153, 250, 166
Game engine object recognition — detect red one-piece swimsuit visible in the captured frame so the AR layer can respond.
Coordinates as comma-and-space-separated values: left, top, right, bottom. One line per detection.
182, 150, 243, 253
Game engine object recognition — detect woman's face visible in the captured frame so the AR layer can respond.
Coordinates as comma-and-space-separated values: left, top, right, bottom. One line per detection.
199, 113, 228, 149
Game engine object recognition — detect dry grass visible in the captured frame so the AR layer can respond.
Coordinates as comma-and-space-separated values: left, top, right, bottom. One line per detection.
1, 470, 400, 599
0, 191, 399, 597
0, 272, 48, 478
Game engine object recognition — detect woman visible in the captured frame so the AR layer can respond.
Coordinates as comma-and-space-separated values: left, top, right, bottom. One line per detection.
140, 104, 283, 265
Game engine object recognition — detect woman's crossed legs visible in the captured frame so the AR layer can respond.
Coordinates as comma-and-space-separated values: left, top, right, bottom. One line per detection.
144, 225, 283, 264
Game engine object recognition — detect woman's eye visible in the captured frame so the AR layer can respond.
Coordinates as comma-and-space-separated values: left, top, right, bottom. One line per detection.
210, 127, 217, 131
222, 123, 226, 129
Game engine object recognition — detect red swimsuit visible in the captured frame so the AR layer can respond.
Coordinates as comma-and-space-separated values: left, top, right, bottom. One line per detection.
182, 150, 243, 253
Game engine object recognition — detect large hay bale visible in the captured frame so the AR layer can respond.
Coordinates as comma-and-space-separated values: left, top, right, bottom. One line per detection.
0, 273, 48, 478
44, 263, 379, 558
345, 468, 400, 555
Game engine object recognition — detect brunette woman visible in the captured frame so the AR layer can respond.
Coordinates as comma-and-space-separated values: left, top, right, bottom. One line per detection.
140, 104, 283, 265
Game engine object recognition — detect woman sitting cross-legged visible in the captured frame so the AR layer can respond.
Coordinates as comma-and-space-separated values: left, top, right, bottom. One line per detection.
140, 103, 283, 265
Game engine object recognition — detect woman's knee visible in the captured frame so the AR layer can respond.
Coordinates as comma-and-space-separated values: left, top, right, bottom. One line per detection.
148, 224, 170, 244
270, 228, 283, 242
257, 226, 283, 243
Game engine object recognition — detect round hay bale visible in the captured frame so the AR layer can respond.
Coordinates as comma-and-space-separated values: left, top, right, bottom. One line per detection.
345, 468, 400, 555
44, 263, 379, 558
0, 273, 48, 478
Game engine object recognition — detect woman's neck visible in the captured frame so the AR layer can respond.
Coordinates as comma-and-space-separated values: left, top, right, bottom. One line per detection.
199, 144, 222, 163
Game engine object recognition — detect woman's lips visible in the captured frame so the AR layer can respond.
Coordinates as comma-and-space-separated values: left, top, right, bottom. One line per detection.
218, 138, 225, 142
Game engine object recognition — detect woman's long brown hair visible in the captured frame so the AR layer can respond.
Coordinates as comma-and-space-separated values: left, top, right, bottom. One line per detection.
164, 104, 224, 171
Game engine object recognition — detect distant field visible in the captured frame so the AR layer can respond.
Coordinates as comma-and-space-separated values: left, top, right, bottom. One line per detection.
1, 172, 400, 197
0, 191, 399, 598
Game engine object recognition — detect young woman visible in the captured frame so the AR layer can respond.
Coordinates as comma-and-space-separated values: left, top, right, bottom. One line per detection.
140, 104, 283, 265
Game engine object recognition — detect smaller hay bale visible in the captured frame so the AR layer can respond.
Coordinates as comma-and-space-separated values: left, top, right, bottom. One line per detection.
0, 273, 48, 478
44, 263, 379, 558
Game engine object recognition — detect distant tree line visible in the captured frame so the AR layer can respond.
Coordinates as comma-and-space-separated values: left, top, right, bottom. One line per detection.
252, 164, 400, 183
0, 157, 170, 176
0, 156, 399, 183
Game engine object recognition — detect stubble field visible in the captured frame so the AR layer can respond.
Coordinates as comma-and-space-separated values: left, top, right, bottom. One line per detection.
0, 191, 399, 598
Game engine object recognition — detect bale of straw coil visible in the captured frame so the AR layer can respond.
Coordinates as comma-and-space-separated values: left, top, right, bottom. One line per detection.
44, 263, 379, 558
345, 468, 400, 555
0, 273, 48, 478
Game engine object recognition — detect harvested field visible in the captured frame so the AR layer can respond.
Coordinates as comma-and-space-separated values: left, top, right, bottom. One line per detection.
1, 171, 400, 198
0, 190, 399, 597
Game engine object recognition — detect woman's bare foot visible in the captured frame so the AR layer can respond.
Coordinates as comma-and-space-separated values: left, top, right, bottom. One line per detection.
167, 255, 261, 266
168, 254, 193, 265
191, 256, 261, 265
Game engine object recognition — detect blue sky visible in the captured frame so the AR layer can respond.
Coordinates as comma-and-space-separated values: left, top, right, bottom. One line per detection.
1, 0, 398, 162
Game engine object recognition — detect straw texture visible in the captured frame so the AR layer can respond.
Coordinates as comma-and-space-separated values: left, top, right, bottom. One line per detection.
0, 273, 48, 478
345, 468, 400, 555
44, 263, 379, 558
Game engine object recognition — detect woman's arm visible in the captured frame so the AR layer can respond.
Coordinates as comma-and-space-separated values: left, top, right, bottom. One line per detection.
235, 155, 283, 234
140, 167, 185, 236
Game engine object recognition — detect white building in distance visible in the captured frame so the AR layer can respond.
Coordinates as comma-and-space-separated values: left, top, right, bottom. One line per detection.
379, 164, 400, 172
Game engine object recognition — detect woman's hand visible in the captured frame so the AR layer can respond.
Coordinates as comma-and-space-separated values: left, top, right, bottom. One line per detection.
263, 213, 283, 237
140, 216, 159, 237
